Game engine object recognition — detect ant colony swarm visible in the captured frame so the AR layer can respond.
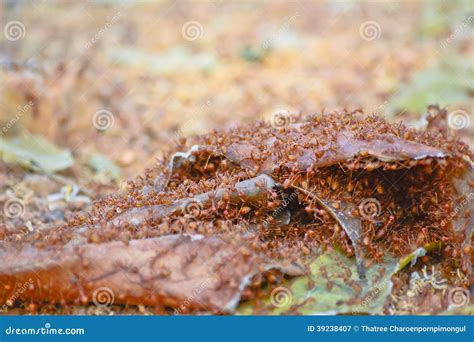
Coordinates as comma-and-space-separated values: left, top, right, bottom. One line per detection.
1, 107, 472, 314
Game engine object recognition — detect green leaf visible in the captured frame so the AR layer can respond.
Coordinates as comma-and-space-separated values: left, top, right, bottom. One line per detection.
85, 153, 121, 182
238, 239, 446, 315
388, 57, 473, 115
239, 45, 270, 63
438, 305, 474, 315
237, 250, 399, 315
418, 0, 472, 38
109, 47, 218, 73
0, 132, 73, 172
398, 242, 442, 270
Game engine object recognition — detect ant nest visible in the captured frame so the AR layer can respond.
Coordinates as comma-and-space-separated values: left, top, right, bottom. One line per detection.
1, 106, 472, 314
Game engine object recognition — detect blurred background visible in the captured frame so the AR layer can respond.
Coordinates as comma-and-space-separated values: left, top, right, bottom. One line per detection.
0, 0, 472, 231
